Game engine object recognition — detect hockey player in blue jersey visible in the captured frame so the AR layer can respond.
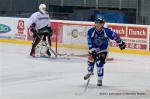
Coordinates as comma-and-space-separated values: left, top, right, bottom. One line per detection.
84, 16, 126, 86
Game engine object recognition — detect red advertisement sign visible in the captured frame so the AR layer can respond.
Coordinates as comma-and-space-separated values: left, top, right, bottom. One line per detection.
108, 24, 149, 50
127, 26, 147, 39
127, 43, 147, 50
110, 40, 147, 50
107, 25, 126, 37
15, 20, 26, 40
17, 20, 25, 34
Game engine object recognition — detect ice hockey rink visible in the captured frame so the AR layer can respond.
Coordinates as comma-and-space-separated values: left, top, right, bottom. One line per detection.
0, 42, 150, 99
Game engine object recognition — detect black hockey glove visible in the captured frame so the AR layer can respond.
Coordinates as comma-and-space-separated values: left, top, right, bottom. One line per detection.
119, 41, 126, 50
91, 51, 107, 63
91, 50, 99, 61
30, 23, 37, 33
30, 23, 37, 38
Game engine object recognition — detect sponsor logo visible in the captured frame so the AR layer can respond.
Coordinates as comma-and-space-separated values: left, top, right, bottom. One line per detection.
108, 25, 126, 37
71, 29, 78, 38
66, 26, 87, 38
15, 20, 26, 40
127, 26, 147, 39
17, 20, 25, 34
0, 24, 11, 33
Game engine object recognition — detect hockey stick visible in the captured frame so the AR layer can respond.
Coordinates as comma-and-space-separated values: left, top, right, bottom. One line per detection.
68, 53, 114, 61
45, 43, 57, 57
84, 75, 91, 92
35, 34, 70, 59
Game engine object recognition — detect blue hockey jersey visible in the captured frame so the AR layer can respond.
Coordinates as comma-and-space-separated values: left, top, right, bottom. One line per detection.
87, 27, 122, 52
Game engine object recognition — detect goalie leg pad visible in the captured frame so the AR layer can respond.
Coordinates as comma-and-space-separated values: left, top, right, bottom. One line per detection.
37, 37, 51, 57
30, 36, 41, 56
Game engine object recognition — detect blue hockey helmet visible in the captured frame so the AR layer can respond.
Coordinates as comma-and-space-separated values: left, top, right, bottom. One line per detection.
95, 16, 105, 24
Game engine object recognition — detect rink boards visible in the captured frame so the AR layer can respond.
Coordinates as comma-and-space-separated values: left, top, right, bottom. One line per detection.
0, 39, 150, 56
0, 17, 150, 55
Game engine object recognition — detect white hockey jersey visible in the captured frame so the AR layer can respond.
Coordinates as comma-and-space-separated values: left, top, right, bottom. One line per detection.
28, 12, 51, 29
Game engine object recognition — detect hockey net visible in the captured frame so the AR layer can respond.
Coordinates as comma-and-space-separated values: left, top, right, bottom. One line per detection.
51, 20, 114, 61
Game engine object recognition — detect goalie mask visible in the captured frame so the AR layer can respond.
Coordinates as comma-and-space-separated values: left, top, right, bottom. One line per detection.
39, 4, 47, 14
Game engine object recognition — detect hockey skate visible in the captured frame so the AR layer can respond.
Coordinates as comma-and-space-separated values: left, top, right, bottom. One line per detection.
97, 80, 102, 86
84, 72, 93, 80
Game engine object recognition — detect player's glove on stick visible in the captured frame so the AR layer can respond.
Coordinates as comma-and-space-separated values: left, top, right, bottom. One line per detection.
119, 41, 126, 50
91, 50, 100, 61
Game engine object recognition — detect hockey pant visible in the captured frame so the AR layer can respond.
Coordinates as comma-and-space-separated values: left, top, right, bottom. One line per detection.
87, 52, 107, 80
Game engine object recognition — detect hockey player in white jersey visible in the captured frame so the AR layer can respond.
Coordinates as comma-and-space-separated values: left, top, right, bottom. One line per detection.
29, 4, 53, 57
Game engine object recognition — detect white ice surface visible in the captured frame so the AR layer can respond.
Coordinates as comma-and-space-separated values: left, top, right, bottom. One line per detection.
0, 43, 150, 99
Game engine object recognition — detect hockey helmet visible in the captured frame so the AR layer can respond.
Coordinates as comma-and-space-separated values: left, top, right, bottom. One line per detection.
95, 16, 105, 24
39, 4, 47, 13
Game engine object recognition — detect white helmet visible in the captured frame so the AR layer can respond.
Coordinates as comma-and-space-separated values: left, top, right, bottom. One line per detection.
39, 4, 47, 13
